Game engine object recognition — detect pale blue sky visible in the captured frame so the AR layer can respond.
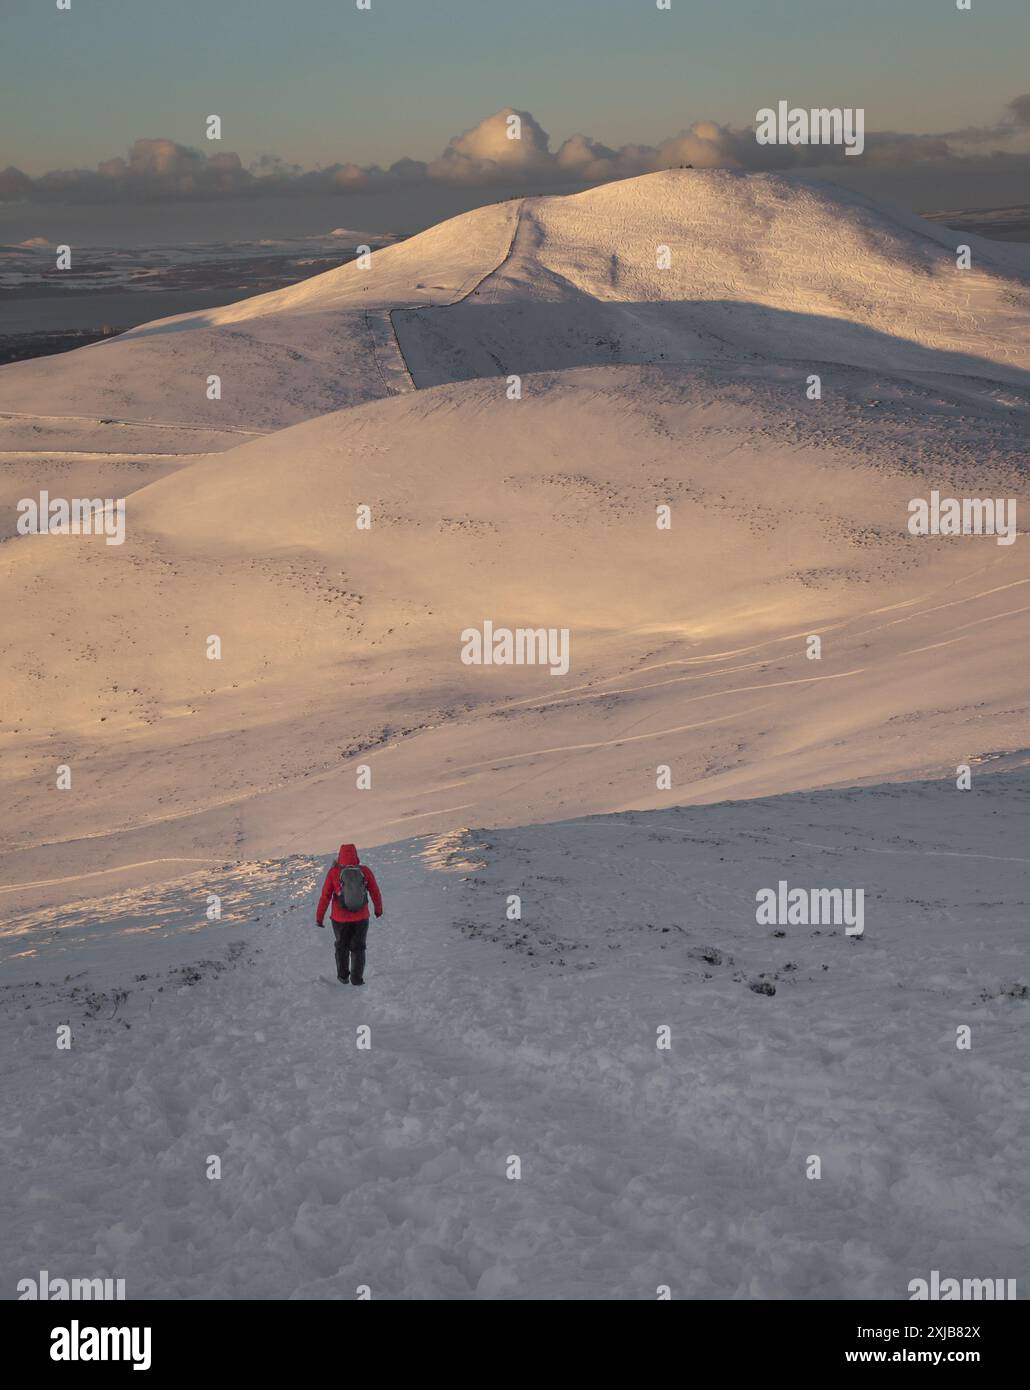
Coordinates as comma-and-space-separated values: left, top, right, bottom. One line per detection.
3, 0, 1028, 174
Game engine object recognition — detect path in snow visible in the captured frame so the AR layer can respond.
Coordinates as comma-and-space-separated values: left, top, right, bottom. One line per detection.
370, 199, 525, 392
0, 411, 265, 436
2, 778, 1027, 1299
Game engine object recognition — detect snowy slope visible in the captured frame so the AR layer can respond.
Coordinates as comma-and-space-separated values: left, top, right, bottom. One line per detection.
3, 170, 1028, 462
3, 168, 1030, 1303
2, 360, 1028, 911
2, 777, 1027, 1299
3, 171, 1025, 549
395, 171, 1030, 388
0, 199, 520, 452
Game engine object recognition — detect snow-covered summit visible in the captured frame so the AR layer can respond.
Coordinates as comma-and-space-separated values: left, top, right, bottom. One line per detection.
1, 171, 1027, 453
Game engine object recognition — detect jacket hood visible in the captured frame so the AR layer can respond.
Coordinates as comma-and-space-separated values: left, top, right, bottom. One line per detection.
337, 844, 359, 866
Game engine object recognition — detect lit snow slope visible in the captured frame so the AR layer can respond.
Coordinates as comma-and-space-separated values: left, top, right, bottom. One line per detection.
1, 172, 1028, 1300
2, 169, 1028, 456
2, 365, 1027, 902
393, 170, 1030, 387
0, 199, 521, 451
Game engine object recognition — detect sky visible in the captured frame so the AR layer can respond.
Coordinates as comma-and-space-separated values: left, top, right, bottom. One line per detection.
2, 0, 1029, 237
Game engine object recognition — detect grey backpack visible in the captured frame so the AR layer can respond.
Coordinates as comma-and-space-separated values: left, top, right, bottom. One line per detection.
336, 863, 369, 913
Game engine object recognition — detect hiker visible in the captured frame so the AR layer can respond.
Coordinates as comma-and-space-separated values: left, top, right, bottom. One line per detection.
316, 844, 383, 985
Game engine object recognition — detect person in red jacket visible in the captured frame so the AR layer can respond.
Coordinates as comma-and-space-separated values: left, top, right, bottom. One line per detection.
316, 844, 383, 985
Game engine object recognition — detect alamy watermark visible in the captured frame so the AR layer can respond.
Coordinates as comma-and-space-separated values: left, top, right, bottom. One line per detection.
18, 1270, 125, 1299
16, 492, 125, 546
50, 1320, 151, 1371
756, 880, 864, 936
909, 1270, 1017, 1301
755, 101, 865, 156
908, 491, 1017, 546
460, 621, 570, 676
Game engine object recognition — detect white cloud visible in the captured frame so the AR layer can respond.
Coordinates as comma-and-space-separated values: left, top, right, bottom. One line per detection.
427, 109, 554, 183
4, 97, 1029, 203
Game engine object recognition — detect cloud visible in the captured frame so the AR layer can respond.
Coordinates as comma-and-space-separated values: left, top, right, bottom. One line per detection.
4, 96, 1029, 203
427, 108, 554, 182
1008, 93, 1030, 128
0, 166, 34, 199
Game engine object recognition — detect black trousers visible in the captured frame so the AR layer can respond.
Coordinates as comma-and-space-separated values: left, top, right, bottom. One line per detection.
332, 919, 369, 982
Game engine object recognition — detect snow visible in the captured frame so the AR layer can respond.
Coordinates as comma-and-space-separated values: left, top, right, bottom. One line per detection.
3, 362, 1026, 901
4, 171, 1026, 454
2, 169, 1028, 1298
2, 778, 1027, 1298
0, 200, 519, 451
394, 172, 1030, 388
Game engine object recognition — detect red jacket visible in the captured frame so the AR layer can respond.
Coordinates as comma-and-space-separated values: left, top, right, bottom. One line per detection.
317, 844, 382, 925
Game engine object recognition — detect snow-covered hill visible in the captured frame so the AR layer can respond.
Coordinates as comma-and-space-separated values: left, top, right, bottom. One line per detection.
2, 343, 1028, 911
2, 171, 1028, 1300
395, 172, 1030, 388
2, 358, 1027, 909
2, 171, 1028, 461
2, 778, 1027, 1298
0, 199, 520, 452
